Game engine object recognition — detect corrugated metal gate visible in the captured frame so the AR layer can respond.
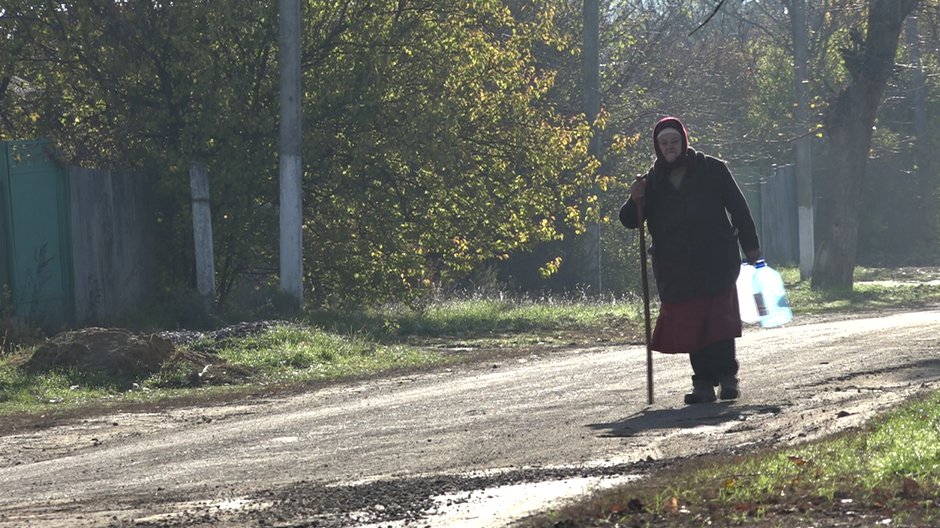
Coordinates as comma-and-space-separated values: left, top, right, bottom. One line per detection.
0, 140, 74, 328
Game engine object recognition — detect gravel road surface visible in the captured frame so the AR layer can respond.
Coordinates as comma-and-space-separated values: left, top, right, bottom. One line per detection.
1, 309, 939, 527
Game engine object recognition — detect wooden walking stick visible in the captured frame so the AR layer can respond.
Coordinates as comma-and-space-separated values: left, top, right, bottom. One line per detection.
636, 200, 654, 405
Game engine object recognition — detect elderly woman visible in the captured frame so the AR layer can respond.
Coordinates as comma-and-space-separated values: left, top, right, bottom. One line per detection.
620, 116, 762, 404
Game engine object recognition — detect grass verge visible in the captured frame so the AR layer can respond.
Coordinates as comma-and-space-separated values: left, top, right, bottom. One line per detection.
306, 295, 646, 348
0, 266, 938, 417
192, 325, 443, 383
783, 266, 940, 314
525, 392, 940, 527
0, 325, 447, 416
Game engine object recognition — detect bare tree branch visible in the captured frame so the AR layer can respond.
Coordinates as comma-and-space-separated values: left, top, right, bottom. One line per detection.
689, 0, 727, 36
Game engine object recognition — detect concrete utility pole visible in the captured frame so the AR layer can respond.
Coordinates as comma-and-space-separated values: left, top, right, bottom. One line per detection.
189, 162, 216, 312
790, 0, 814, 280
582, 0, 602, 293
279, 0, 303, 308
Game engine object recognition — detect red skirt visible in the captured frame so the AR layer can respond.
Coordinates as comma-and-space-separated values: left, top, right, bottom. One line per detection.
651, 286, 742, 354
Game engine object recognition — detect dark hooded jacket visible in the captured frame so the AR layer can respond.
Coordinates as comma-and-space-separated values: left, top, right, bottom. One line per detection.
620, 135, 759, 304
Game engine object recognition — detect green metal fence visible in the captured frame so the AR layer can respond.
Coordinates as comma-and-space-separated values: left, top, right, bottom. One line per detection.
0, 140, 74, 328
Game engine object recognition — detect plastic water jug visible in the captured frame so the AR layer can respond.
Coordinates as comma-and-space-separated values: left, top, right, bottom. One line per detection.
736, 262, 760, 324
751, 259, 792, 328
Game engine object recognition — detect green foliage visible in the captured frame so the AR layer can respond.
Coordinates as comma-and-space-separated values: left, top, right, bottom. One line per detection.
1, 1, 281, 312
1, 1, 596, 311
299, 1, 596, 306
3, 0, 938, 312
747, 44, 794, 141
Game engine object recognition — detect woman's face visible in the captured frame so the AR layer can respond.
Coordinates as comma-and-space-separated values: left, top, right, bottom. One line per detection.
657, 133, 682, 163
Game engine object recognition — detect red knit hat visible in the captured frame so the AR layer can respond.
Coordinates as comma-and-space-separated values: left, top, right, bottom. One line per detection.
653, 116, 689, 162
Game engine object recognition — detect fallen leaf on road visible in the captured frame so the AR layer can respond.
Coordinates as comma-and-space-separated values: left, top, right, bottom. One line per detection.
665, 496, 680, 512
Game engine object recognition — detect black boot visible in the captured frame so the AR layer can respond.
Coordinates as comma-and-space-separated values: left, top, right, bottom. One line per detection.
719, 376, 740, 400
684, 379, 717, 404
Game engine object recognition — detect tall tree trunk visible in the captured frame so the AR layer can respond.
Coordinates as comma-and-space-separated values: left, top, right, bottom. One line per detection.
812, 0, 918, 291
581, 0, 601, 292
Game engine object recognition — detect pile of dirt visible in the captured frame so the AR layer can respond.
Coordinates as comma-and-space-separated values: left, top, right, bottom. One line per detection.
21, 328, 174, 379
17, 327, 251, 388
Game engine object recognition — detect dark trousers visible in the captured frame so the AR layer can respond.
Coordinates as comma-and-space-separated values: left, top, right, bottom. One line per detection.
689, 339, 738, 385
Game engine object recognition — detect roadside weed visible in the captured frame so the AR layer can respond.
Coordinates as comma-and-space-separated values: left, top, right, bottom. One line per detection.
865, 393, 940, 484
0, 366, 116, 413
206, 325, 445, 382
388, 296, 644, 338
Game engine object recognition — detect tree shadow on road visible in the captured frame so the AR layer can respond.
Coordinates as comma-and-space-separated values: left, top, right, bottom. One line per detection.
894, 357, 940, 383
588, 403, 782, 438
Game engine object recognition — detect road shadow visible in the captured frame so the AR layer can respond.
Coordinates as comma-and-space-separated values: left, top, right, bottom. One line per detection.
589, 403, 782, 438
895, 357, 940, 383
799, 357, 940, 388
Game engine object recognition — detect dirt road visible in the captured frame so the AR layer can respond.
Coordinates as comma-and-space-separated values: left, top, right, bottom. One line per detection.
2, 309, 939, 527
